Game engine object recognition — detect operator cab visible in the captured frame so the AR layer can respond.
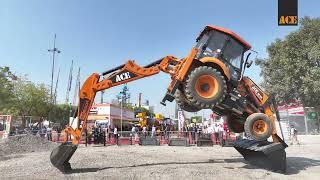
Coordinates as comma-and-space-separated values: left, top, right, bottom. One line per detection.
195, 25, 251, 82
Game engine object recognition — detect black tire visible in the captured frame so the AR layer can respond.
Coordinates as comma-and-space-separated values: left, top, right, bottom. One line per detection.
244, 113, 272, 141
226, 114, 244, 133
185, 66, 226, 109
174, 88, 200, 112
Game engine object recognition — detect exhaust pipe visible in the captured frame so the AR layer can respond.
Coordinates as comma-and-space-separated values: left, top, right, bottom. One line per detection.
233, 139, 287, 173
50, 142, 78, 173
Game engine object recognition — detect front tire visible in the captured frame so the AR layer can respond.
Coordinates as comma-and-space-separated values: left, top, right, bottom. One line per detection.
185, 66, 227, 109
244, 113, 272, 141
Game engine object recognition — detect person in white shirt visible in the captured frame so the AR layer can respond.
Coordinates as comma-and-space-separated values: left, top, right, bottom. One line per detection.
131, 126, 137, 141
113, 127, 118, 145
151, 126, 156, 138
142, 126, 147, 138
213, 124, 219, 144
290, 125, 300, 145
46, 126, 52, 141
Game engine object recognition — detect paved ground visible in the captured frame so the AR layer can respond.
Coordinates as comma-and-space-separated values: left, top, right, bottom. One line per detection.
0, 135, 319, 179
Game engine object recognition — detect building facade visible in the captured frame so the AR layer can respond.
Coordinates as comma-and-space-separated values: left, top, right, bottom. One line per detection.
87, 103, 138, 130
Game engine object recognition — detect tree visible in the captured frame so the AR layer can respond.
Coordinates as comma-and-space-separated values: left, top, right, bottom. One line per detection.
50, 104, 77, 126
8, 78, 51, 126
256, 17, 320, 128
0, 66, 16, 111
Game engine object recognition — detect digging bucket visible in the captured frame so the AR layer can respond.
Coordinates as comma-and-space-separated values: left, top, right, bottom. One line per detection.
233, 139, 287, 173
50, 142, 78, 173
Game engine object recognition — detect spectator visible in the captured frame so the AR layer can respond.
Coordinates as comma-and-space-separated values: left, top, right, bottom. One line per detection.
151, 125, 156, 138
142, 126, 147, 138
105, 125, 109, 141
134, 126, 139, 141
218, 124, 224, 145
290, 125, 300, 145
164, 124, 169, 140
57, 126, 62, 142
46, 126, 52, 141
197, 125, 202, 139
131, 125, 137, 141
213, 124, 219, 144
114, 126, 118, 145
107, 125, 111, 141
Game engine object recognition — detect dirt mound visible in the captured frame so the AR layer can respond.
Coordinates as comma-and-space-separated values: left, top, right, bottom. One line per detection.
0, 134, 58, 155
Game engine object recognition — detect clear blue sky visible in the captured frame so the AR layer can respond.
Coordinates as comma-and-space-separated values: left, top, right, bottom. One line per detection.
1, 0, 320, 118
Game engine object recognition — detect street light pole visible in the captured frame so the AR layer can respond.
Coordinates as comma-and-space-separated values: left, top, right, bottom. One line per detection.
48, 34, 61, 104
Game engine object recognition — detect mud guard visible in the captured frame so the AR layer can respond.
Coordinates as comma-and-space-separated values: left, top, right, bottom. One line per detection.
50, 142, 78, 173
233, 139, 287, 173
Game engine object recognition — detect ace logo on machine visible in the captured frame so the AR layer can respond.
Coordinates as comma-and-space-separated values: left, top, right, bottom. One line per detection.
278, 0, 298, 26
111, 71, 137, 83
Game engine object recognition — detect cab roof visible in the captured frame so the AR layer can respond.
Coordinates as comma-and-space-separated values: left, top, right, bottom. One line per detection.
199, 25, 252, 50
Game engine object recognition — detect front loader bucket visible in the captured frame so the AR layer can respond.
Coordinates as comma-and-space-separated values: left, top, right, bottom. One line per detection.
50, 142, 78, 173
233, 139, 287, 173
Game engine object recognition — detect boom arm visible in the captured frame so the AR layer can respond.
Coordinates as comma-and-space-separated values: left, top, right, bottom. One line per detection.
64, 56, 181, 144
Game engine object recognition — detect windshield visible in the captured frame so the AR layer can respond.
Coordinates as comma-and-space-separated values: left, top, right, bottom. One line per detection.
196, 30, 245, 70
222, 38, 244, 69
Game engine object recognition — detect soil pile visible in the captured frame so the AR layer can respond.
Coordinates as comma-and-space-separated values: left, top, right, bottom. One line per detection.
0, 134, 58, 155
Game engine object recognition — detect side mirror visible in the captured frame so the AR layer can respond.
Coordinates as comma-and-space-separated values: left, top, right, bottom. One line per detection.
246, 60, 253, 68
244, 52, 252, 68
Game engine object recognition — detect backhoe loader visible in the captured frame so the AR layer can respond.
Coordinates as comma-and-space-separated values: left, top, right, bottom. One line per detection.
50, 25, 288, 173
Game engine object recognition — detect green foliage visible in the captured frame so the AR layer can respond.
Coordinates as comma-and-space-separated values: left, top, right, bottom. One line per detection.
8, 78, 51, 117
0, 67, 16, 110
256, 17, 320, 131
49, 104, 77, 126
256, 17, 320, 108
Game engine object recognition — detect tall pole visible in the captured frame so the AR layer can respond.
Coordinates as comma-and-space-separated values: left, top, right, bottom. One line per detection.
101, 91, 104, 104
120, 98, 123, 136
66, 60, 73, 104
48, 34, 61, 104
72, 68, 80, 106
53, 68, 60, 105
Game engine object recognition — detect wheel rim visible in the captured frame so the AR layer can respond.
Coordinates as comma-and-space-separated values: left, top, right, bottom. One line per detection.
252, 120, 268, 134
195, 75, 219, 99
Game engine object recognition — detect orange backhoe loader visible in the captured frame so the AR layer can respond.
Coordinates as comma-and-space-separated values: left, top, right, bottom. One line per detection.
50, 25, 287, 173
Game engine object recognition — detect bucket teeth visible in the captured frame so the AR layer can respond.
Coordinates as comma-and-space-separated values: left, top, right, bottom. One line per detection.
234, 139, 287, 173
50, 142, 78, 173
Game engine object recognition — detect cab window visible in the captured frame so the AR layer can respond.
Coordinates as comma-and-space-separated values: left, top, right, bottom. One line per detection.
222, 38, 244, 70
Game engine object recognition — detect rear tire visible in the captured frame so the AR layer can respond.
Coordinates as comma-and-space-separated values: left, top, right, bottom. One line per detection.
185, 66, 226, 109
244, 113, 272, 141
174, 89, 200, 112
226, 114, 244, 133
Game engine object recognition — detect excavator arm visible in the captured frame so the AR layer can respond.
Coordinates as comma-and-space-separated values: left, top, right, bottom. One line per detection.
65, 57, 179, 144
50, 55, 193, 172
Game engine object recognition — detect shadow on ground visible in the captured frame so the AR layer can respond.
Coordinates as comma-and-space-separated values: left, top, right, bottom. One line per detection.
285, 157, 320, 175
224, 156, 320, 175
68, 156, 320, 175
